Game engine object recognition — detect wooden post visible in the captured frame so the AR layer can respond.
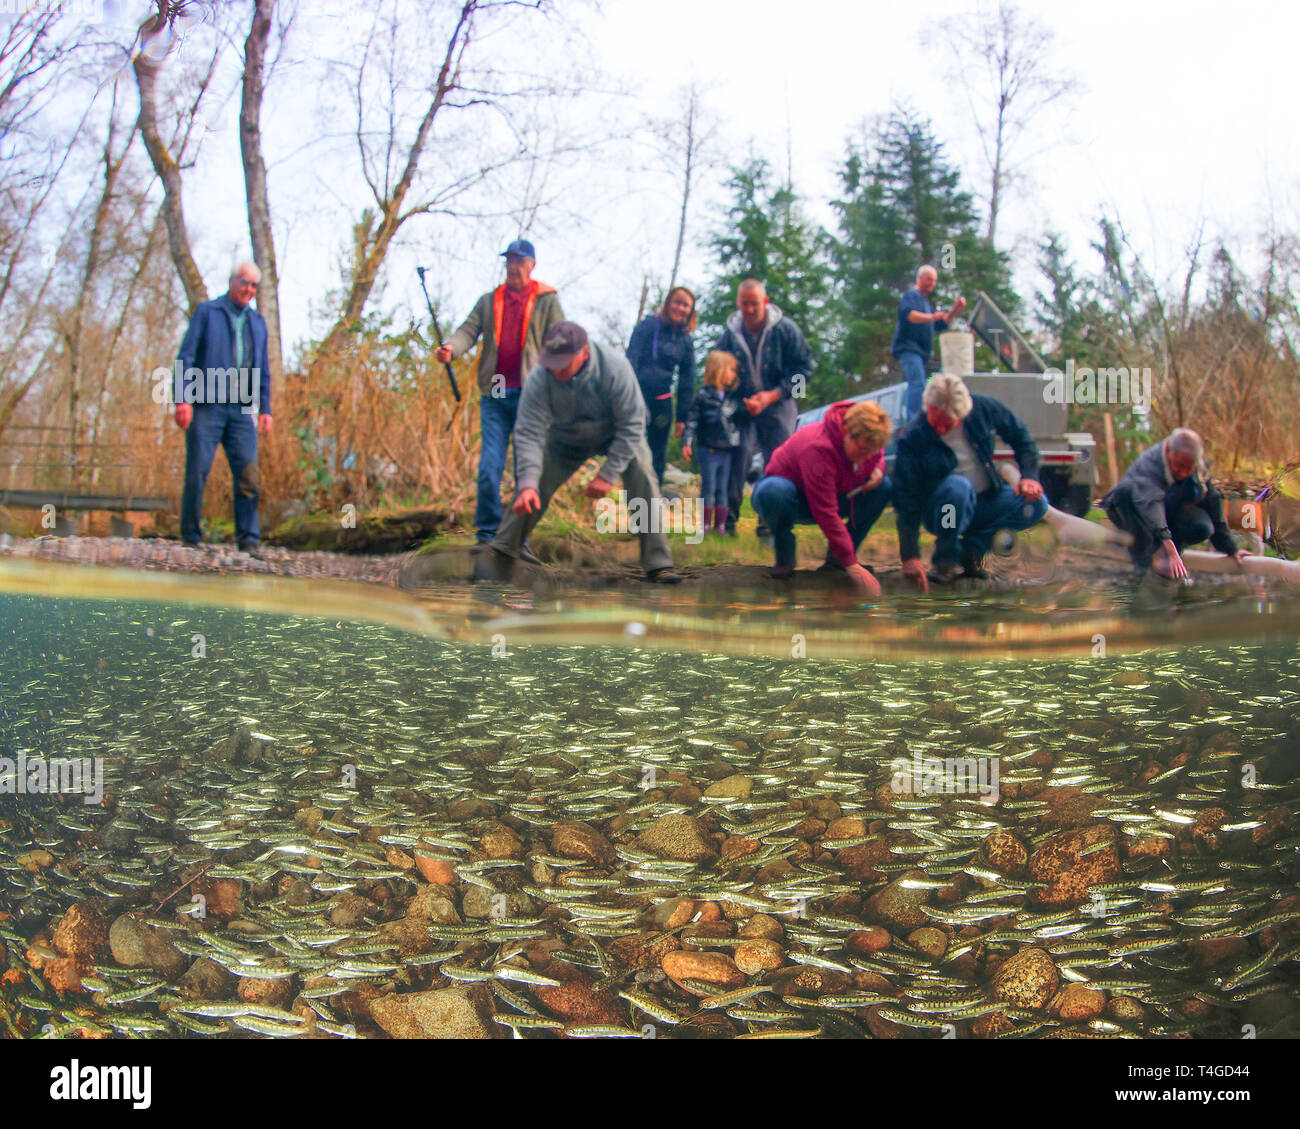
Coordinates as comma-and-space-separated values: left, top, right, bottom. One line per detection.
1103, 412, 1119, 491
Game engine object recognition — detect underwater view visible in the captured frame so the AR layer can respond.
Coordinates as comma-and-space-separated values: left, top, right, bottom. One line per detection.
2, 563, 1298, 1043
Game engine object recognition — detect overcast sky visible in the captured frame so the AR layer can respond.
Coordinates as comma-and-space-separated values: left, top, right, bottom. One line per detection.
114, 0, 1297, 365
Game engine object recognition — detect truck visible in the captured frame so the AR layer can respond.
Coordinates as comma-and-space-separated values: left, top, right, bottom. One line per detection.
749, 292, 1100, 516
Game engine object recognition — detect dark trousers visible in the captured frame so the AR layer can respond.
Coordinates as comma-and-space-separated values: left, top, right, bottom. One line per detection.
181, 403, 259, 545
642, 389, 674, 486
728, 398, 799, 532
492, 436, 674, 573
1105, 477, 1224, 568
751, 474, 893, 569
922, 474, 1049, 566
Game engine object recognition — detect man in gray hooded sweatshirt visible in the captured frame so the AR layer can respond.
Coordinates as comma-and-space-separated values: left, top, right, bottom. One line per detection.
713, 279, 813, 536
473, 322, 682, 584
1103, 427, 1249, 580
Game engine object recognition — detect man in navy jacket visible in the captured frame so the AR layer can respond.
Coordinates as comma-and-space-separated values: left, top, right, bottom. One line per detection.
713, 279, 813, 535
173, 262, 272, 553
894, 374, 1048, 590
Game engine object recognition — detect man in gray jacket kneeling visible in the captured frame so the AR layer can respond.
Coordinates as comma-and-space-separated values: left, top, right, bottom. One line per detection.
473, 322, 682, 584
1102, 427, 1250, 581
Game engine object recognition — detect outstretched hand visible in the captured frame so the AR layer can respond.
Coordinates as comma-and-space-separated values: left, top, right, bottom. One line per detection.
1157, 540, 1190, 581
901, 557, 929, 594
513, 487, 541, 515
848, 562, 881, 598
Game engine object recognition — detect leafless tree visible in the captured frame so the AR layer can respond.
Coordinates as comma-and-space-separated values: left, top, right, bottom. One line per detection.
654, 82, 721, 293
921, 1, 1078, 246
240, 0, 287, 380
132, 1, 222, 313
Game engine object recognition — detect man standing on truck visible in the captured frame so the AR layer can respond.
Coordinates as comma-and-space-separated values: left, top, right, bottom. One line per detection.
892, 265, 966, 421
1102, 428, 1250, 581
714, 279, 813, 537
436, 239, 564, 549
895, 374, 1048, 590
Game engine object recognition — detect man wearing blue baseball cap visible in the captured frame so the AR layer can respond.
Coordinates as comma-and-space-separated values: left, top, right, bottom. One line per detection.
438, 239, 564, 549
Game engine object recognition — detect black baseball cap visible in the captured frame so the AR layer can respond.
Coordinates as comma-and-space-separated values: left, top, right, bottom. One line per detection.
539, 321, 589, 369
501, 239, 536, 260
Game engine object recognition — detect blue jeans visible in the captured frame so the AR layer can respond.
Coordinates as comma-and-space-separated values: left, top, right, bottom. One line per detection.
923, 474, 1049, 565
899, 352, 927, 420
699, 447, 733, 509
751, 474, 893, 569
477, 388, 522, 542
181, 403, 260, 545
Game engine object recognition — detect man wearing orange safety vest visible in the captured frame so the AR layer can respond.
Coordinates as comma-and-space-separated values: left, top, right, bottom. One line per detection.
438, 239, 564, 547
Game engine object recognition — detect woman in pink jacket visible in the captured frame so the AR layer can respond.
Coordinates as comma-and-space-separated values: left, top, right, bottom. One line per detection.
750, 400, 893, 596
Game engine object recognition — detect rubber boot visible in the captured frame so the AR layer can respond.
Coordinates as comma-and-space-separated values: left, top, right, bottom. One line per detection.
715, 507, 730, 534
703, 505, 716, 536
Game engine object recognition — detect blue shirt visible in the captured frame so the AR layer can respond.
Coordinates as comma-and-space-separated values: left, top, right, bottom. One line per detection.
891, 287, 946, 360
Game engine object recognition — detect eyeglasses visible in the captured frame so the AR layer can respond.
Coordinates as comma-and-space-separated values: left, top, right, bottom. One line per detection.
236, 278, 259, 289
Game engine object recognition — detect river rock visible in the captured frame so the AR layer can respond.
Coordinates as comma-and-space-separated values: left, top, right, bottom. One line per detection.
533, 966, 623, 1025
865, 870, 934, 931
1027, 824, 1120, 906
770, 965, 851, 997
461, 885, 536, 920
551, 821, 615, 865
703, 774, 752, 800
377, 917, 433, 956
846, 926, 892, 955
646, 897, 697, 930
738, 914, 784, 941
734, 939, 784, 975
661, 950, 744, 992
635, 813, 717, 863
805, 795, 842, 822
978, 830, 1029, 876
992, 948, 1058, 1010
179, 956, 236, 1000
329, 894, 371, 928
479, 823, 524, 860
607, 932, 682, 971
407, 884, 461, 924
370, 986, 498, 1039
43, 958, 83, 992
1053, 984, 1106, 1021
907, 928, 948, 960
108, 914, 187, 979
824, 817, 868, 842
203, 878, 243, 922
837, 837, 893, 882
1105, 996, 1146, 1024
414, 855, 457, 885
238, 975, 293, 1008
51, 901, 111, 964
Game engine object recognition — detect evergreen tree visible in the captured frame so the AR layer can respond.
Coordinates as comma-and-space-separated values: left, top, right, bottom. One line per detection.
699, 156, 838, 404
831, 107, 1017, 386
1034, 231, 1104, 365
